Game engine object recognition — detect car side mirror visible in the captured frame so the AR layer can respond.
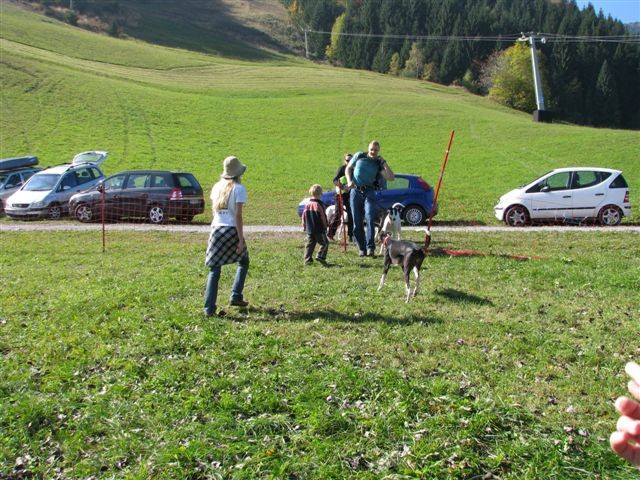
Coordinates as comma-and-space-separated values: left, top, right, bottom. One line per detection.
96, 184, 105, 193
540, 186, 550, 193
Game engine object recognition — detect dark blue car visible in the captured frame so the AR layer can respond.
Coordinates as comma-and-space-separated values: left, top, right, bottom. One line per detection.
297, 173, 437, 225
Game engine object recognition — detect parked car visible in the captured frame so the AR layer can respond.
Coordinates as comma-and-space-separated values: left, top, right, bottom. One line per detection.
494, 167, 631, 226
69, 170, 205, 224
297, 173, 437, 226
0, 156, 41, 215
5, 151, 107, 220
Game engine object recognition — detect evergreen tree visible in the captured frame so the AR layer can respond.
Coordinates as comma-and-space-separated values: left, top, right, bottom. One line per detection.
612, 43, 640, 128
372, 37, 393, 73
439, 15, 467, 84
594, 60, 621, 126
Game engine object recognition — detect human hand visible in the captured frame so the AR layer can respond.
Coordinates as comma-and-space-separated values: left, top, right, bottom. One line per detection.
610, 361, 640, 468
236, 238, 245, 254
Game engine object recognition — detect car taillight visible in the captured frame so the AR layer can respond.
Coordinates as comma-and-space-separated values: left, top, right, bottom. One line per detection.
624, 190, 629, 203
417, 178, 431, 190
170, 188, 183, 200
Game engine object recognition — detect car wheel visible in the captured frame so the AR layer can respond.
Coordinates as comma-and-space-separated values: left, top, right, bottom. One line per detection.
504, 205, 530, 226
148, 205, 165, 224
47, 205, 62, 219
403, 204, 426, 226
75, 203, 94, 223
598, 205, 622, 226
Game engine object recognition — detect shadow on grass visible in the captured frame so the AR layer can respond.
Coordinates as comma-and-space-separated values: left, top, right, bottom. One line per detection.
116, 0, 293, 61
242, 306, 443, 326
428, 247, 536, 261
435, 288, 493, 306
431, 219, 488, 226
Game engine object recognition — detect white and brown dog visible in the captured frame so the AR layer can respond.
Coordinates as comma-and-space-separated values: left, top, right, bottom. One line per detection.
376, 202, 405, 254
325, 204, 348, 240
378, 231, 431, 302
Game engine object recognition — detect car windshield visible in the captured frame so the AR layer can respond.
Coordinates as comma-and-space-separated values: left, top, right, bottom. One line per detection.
521, 171, 553, 187
24, 173, 60, 191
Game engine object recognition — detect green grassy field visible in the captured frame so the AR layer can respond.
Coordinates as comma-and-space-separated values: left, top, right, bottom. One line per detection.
1, 230, 639, 478
1, 3, 640, 478
1, 1, 638, 226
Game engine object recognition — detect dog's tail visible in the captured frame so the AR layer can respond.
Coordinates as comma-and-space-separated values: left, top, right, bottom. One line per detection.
422, 230, 431, 253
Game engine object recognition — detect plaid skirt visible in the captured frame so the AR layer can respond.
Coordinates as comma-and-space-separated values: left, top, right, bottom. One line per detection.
205, 226, 247, 268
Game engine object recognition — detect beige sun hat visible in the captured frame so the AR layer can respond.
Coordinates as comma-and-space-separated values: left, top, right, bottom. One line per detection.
221, 155, 247, 179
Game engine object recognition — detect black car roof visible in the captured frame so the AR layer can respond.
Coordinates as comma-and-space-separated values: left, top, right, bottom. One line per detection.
0, 166, 41, 174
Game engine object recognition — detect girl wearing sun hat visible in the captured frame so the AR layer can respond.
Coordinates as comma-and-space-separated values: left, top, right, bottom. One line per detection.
204, 156, 250, 316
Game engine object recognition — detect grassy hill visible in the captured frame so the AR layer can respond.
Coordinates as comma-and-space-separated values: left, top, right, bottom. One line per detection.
15, 0, 300, 59
1, 0, 638, 226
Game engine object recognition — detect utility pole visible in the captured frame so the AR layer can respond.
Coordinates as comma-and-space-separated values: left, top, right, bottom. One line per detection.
304, 28, 309, 59
518, 33, 553, 123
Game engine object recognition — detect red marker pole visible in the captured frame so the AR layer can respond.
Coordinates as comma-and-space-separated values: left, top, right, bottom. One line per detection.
423, 130, 454, 251
101, 185, 106, 253
428, 130, 455, 233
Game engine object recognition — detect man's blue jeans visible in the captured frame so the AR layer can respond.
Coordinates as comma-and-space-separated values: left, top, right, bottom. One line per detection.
204, 251, 249, 314
350, 187, 377, 253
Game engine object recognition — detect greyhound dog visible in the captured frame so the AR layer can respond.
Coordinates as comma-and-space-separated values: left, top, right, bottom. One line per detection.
326, 204, 348, 240
376, 202, 405, 254
378, 231, 431, 302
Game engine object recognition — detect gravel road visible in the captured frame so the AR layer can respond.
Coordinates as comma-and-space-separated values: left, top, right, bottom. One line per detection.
1, 222, 639, 233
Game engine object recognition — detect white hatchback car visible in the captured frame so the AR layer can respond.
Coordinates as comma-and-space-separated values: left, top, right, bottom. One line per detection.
495, 167, 631, 226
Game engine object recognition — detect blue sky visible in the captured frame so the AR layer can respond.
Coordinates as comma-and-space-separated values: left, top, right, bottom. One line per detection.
576, 0, 640, 23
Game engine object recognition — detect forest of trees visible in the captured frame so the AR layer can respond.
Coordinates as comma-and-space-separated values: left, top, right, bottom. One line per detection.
284, 0, 640, 129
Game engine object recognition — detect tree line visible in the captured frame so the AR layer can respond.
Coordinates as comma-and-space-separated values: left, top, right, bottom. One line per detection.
284, 0, 640, 129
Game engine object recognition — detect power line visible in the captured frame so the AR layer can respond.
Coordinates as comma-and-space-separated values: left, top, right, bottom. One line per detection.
306, 29, 640, 44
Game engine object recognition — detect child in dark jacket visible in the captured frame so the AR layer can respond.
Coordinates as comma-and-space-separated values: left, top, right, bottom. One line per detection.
302, 184, 329, 265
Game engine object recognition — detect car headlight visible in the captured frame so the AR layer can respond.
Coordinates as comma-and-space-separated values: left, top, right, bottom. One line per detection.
31, 201, 45, 208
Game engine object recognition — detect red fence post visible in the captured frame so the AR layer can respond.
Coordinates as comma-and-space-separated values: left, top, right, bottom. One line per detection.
101, 185, 106, 253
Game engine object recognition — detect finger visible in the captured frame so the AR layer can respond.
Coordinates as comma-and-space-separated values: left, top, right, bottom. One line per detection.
610, 431, 640, 468
616, 415, 640, 436
615, 397, 640, 419
610, 430, 630, 452
626, 362, 640, 385
629, 379, 640, 402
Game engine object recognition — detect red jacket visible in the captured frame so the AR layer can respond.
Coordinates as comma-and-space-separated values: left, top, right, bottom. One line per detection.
302, 198, 327, 234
